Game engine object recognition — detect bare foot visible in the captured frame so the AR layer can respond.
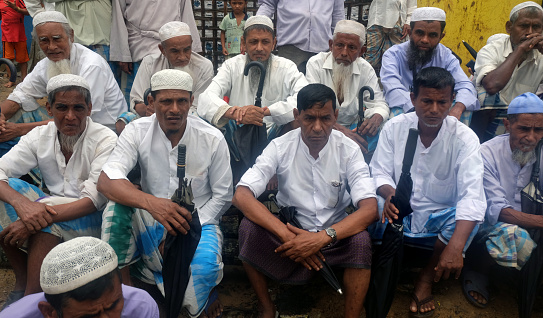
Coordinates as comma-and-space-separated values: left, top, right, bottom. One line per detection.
468, 288, 488, 306
199, 291, 223, 318
4, 82, 14, 88
410, 278, 435, 314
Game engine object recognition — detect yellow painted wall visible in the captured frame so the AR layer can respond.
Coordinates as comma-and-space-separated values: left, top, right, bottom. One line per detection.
419, 0, 530, 73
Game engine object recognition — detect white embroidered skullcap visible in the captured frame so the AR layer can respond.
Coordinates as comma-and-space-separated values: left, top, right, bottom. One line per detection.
40, 237, 118, 295
159, 21, 192, 42
411, 7, 446, 22
334, 20, 366, 42
244, 15, 274, 30
33, 11, 69, 28
151, 69, 193, 92
46, 74, 90, 94
510, 1, 543, 19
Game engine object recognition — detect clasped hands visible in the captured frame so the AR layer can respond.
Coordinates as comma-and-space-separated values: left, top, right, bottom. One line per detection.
225, 105, 270, 126
275, 223, 329, 271
0, 200, 57, 247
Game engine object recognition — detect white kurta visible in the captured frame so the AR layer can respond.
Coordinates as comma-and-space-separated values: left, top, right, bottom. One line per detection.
8, 43, 127, 130
198, 54, 308, 129
367, 0, 416, 29
306, 52, 390, 127
370, 113, 486, 233
238, 128, 376, 232
474, 35, 543, 105
109, 0, 202, 62
130, 53, 213, 115
102, 115, 233, 226
0, 118, 117, 210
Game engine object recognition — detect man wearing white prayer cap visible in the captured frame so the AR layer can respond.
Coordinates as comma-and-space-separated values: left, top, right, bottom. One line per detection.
306, 19, 390, 155
124, 21, 213, 125
0, 237, 159, 317
0, 74, 118, 306
99, 69, 232, 318
472, 1, 543, 143
380, 6, 479, 126
199, 15, 307, 181
462, 93, 543, 309
0, 11, 126, 156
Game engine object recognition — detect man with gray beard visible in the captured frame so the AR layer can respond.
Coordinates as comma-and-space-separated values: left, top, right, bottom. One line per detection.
198, 15, 307, 151
0, 74, 117, 305
461, 92, 543, 308
306, 20, 389, 155
0, 11, 125, 152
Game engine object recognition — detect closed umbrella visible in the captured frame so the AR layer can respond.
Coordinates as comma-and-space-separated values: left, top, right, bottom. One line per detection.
357, 86, 374, 132
0, 58, 17, 83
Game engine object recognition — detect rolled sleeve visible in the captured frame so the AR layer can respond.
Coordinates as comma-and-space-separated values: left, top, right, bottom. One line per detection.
198, 63, 232, 127
237, 141, 279, 198
266, 64, 307, 125
101, 123, 139, 181
454, 139, 486, 222
347, 147, 377, 206
0, 129, 40, 182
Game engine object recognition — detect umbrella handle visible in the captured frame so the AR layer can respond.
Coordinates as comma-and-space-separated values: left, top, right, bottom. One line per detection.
244, 61, 266, 108
357, 86, 374, 131
177, 144, 186, 189
0, 58, 17, 83
143, 87, 152, 106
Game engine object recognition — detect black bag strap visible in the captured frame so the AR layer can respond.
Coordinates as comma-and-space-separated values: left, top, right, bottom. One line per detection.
402, 128, 419, 174
531, 139, 543, 186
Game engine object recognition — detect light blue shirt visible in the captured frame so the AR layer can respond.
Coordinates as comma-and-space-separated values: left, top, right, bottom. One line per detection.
481, 134, 542, 226
380, 41, 479, 112
257, 0, 344, 53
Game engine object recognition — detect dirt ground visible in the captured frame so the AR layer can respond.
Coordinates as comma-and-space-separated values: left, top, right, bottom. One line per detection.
0, 72, 539, 318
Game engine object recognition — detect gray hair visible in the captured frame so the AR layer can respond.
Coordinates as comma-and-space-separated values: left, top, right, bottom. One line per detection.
32, 22, 72, 40
47, 86, 91, 107
510, 6, 543, 24
332, 32, 364, 47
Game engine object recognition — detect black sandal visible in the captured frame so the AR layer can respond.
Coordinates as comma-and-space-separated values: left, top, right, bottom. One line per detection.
409, 292, 435, 318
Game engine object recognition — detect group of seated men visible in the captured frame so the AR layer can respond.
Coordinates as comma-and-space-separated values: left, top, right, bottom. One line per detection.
1, 1, 543, 317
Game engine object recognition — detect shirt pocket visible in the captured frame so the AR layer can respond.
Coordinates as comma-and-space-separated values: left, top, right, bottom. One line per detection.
325, 180, 344, 209
187, 170, 210, 199
422, 174, 456, 205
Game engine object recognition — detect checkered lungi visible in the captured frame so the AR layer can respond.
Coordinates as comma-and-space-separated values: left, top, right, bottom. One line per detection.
0, 178, 103, 243
482, 222, 536, 270
119, 61, 141, 106
365, 20, 404, 73
101, 201, 223, 317
238, 217, 372, 284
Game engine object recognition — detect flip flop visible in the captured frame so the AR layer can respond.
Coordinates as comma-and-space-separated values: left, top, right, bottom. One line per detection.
204, 289, 222, 318
462, 267, 489, 308
409, 292, 435, 318
1, 290, 24, 310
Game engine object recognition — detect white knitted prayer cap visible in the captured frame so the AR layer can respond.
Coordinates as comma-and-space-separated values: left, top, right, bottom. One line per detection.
151, 69, 193, 92
244, 15, 274, 30
334, 20, 366, 42
46, 74, 90, 94
510, 1, 543, 19
411, 7, 446, 22
159, 21, 191, 42
40, 237, 118, 295
33, 11, 69, 28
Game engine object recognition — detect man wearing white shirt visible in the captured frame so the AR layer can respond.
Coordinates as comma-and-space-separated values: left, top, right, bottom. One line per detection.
0, 74, 117, 304
98, 70, 232, 318
370, 67, 486, 316
233, 84, 378, 318
306, 20, 389, 154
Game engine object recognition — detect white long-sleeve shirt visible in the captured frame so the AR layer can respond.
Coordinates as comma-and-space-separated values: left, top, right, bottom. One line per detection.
102, 115, 233, 226
198, 54, 308, 130
367, 0, 417, 29
130, 53, 213, 114
8, 43, 127, 130
370, 113, 486, 233
238, 128, 376, 232
0, 118, 117, 210
306, 52, 390, 127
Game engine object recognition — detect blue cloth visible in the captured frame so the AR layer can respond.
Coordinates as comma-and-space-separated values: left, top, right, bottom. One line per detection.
483, 222, 536, 270
381, 41, 479, 112
508, 92, 543, 114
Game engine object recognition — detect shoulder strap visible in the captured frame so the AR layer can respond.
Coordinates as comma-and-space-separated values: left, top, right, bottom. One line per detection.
402, 128, 419, 174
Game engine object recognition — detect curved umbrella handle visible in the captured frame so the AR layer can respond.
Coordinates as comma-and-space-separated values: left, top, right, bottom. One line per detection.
244, 61, 266, 107
357, 86, 375, 130
0, 58, 18, 83
143, 87, 152, 106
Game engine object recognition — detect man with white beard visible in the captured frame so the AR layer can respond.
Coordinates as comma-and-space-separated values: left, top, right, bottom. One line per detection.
0, 11, 126, 150
126, 22, 213, 122
0, 74, 117, 306
461, 92, 543, 308
306, 20, 389, 154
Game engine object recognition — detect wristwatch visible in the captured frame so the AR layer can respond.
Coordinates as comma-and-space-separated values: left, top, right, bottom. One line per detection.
325, 227, 337, 246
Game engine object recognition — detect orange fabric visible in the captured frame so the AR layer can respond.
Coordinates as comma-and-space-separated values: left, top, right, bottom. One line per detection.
2, 41, 29, 63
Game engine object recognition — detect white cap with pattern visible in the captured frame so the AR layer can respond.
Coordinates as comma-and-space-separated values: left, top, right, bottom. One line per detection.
40, 237, 118, 295
33, 11, 69, 28
334, 20, 366, 44
159, 21, 192, 42
244, 15, 274, 30
46, 74, 90, 94
151, 69, 193, 92
411, 7, 446, 22
510, 1, 543, 19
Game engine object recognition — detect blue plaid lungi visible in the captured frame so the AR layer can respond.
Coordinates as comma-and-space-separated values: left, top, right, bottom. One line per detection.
365, 22, 404, 71
481, 222, 536, 270
119, 62, 141, 106
116, 111, 140, 125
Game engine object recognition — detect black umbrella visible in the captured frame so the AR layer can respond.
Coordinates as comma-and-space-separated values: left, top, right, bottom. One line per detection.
269, 194, 343, 295
232, 61, 268, 179
0, 58, 17, 83
365, 128, 419, 318
357, 86, 375, 133
518, 139, 543, 318
163, 144, 202, 318
462, 40, 478, 59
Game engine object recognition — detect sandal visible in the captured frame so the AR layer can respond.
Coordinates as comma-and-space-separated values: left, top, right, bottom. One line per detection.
1, 290, 24, 311
409, 292, 435, 318
462, 267, 489, 308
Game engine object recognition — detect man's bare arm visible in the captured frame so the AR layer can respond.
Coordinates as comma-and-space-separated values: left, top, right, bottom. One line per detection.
0, 100, 21, 120
48, 198, 97, 223
499, 207, 543, 229
434, 219, 477, 282
331, 197, 378, 240
0, 120, 52, 142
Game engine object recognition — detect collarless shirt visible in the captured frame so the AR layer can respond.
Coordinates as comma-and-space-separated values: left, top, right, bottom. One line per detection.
367, 0, 416, 29
0, 118, 117, 210
381, 42, 479, 112
306, 52, 390, 127
370, 113, 486, 233
238, 128, 376, 232
102, 115, 233, 226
